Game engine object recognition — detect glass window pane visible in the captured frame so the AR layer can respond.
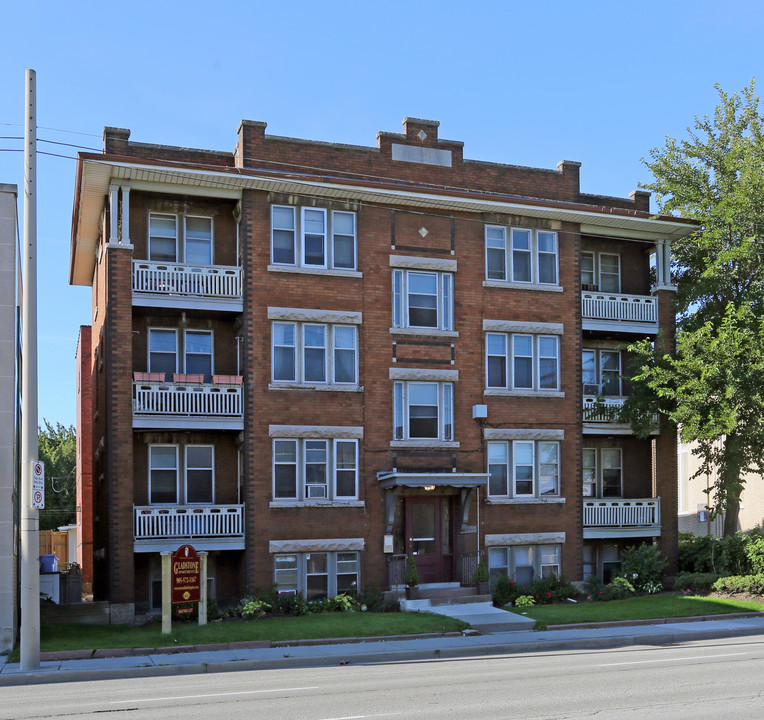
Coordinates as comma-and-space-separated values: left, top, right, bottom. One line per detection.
333, 212, 354, 236
150, 330, 176, 353
151, 446, 176, 469
186, 331, 211, 355
272, 207, 295, 229
537, 232, 556, 253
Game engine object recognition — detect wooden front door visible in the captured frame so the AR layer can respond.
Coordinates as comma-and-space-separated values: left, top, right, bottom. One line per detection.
405, 496, 451, 583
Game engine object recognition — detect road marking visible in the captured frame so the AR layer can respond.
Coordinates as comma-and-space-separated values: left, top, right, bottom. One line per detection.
318, 715, 400, 720
108, 686, 320, 703
597, 652, 749, 667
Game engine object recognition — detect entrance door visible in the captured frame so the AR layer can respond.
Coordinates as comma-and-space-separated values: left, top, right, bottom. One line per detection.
405, 496, 449, 583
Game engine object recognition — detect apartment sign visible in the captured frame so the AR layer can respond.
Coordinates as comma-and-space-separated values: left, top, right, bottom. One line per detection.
171, 544, 201, 605
32, 461, 45, 509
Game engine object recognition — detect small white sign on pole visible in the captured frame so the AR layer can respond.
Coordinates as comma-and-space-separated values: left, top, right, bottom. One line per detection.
32, 460, 44, 509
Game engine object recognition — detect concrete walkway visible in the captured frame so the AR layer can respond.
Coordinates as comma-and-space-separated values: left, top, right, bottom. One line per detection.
402, 599, 536, 632
3, 613, 764, 686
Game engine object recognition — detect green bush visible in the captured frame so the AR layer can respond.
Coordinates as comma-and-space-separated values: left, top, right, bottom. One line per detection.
621, 543, 667, 591
743, 532, 764, 574
712, 573, 764, 595
675, 572, 720, 593
527, 575, 580, 604
241, 599, 271, 618
678, 533, 748, 575
514, 595, 535, 608
492, 574, 522, 606
604, 576, 635, 601
472, 559, 490, 584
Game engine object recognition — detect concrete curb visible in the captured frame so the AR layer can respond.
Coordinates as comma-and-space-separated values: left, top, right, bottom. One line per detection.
3, 618, 764, 686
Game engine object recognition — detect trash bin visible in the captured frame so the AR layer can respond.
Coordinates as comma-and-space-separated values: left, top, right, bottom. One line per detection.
40, 554, 59, 573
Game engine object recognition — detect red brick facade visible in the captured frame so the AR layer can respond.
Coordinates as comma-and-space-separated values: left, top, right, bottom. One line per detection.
71, 118, 694, 619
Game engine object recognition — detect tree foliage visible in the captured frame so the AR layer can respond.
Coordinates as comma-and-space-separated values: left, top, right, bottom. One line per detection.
37, 421, 76, 531
629, 81, 764, 535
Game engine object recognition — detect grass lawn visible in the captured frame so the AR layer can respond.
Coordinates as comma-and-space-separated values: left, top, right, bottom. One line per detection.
7, 612, 468, 660
510, 593, 764, 626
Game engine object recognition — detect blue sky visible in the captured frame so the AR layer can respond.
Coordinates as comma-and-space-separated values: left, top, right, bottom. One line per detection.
0, 0, 762, 426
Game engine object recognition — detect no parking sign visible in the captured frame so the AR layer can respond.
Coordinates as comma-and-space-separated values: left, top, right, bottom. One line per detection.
32, 460, 44, 509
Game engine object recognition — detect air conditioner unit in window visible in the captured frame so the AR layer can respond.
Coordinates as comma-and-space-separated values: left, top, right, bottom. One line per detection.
306, 485, 327, 499
583, 383, 601, 395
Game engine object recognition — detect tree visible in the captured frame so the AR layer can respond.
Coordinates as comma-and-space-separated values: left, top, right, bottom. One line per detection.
37, 421, 76, 531
629, 81, 764, 535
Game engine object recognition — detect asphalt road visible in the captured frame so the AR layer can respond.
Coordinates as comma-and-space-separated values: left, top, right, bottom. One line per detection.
3, 635, 763, 720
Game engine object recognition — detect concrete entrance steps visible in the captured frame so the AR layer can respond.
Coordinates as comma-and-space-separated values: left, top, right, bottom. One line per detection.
400, 583, 536, 633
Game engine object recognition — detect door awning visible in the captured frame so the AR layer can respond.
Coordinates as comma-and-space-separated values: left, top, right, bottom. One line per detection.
377, 471, 488, 490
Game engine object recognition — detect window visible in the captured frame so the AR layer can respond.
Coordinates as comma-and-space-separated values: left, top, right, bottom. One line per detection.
149, 213, 213, 265
487, 544, 561, 587
485, 225, 558, 285
582, 349, 621, 395
581, 251, 620, 292
273, 438, 358, 501
582, 447, 622, 497
148, 328, 214, 381
271, 322, 357, 385
148, 329, 177, 378
184, 330, 213, 381
393, 381, 453, 442
274, 551, 360, 599
271, 205, 357, 270
149, 444, 214, 504
392, 269, 453, 331
486, 333, 559, 391
487, 440, 560, 497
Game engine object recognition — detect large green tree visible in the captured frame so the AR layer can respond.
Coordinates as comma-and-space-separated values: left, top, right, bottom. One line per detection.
37, 421, 76, 531
628, 81, 764, 535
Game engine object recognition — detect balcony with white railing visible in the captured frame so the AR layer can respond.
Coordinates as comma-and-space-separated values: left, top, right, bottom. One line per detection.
583, 498, 661, 538
582, 291, 658, 334
132, 260, 242, 311
134, 504, 245, 552
582, 395, 658, 435
132, 376, 244, 430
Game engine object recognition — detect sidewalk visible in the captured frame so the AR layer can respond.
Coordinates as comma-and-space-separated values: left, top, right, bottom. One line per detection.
3, 613, 764, 686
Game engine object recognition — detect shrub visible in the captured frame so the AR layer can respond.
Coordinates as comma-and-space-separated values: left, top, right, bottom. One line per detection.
514, 595, 535, 608
621, 543, 667, 592
472, 558, 490, 584
329, 593, 354, 612
712, 574, 764, 595
492, 574, 523, 606
604, 576, 635, 601
743, 532, 764, 574
675, 572, 720, 593
403, 557, 419, 587
678, 533, 748, 575
241, 599, 271, 618
527, 575, 580, 604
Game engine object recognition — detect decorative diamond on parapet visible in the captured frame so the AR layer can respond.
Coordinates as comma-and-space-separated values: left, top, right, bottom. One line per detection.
419, 227, 429, 238
417, 130, 427, 141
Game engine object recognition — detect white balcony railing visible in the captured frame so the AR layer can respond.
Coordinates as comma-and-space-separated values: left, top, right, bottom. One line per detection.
133, 261, 241, 299
582, 396, 626, 422
134, 505, 244, 540
583, 498, 660, 528
133, 381, 243, 417
582, 292, 657, 325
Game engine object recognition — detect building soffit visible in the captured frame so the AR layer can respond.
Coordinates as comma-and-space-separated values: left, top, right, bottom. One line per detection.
71, 157, 698, 287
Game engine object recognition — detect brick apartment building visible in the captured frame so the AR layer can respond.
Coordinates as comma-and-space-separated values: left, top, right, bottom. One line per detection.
70, 117, 696, 622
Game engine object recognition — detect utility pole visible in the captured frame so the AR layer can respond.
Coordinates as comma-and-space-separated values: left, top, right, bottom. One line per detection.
20, 68, 40, 671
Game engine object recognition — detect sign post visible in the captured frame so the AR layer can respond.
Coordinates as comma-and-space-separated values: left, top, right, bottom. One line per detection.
162, 545, 206, 633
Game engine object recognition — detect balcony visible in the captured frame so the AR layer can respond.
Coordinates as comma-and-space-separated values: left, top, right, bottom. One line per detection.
582, 291, 658, 334
582, 395, 658, 435
132, 376, 244, 430
133, 504, 245, 552
132, 260, 242, 312
583, 498, 661, 538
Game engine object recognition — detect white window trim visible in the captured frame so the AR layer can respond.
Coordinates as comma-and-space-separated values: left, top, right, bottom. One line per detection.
486, 543, 562, 586
183, 328, 214, 378
271, 321, 359, 388
183, 214, 214, 266
148, 212, 178, 263
148, 327, 178, 375
582, 447, 624, 498
149, 444, 179, 505
271, 438, 360, 502
582, 347, 622, 396
484, 225, 559, 287
486, 332, 560, 392
393, 380, 454, 443
184, 444, 215, 505
272, 550, 361, 598
271, 204, 358, 271
392, 268, 454, 332
487, 440, 561, 499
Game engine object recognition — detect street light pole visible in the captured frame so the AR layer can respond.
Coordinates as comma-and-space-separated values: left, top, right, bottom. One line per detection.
20, 68, 40, 671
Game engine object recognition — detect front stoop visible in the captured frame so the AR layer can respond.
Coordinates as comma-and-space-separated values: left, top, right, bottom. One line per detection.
399, 583, 536, 633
